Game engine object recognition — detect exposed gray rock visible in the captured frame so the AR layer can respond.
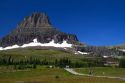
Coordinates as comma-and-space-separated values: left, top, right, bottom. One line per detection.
18, 12, 52, 28
0, 12, 79, 47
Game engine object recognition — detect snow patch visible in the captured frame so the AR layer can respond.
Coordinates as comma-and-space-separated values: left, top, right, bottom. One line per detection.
0, 38, 72, 51
75, 51, 89, 55
2, 45, 20, 50
103, 56, 109, 58
74, 52, 79, 55
119, 49, 125, 52
0, 47, 3, 50
33, 38, 38, 43
78, 51, 89, 55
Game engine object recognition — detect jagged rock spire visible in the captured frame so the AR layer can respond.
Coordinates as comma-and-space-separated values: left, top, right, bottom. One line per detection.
17, 12, 52, 28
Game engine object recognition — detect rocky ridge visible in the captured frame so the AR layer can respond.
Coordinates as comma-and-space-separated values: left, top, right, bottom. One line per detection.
0, 12, 79, 47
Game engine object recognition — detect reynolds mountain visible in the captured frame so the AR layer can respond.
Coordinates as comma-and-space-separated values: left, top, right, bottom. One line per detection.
0, 13, 79, 47
0, 12, 124, 57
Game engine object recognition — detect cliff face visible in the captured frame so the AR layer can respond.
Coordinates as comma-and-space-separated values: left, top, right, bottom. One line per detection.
0, 12, 78, 47
18, 13, 52, 28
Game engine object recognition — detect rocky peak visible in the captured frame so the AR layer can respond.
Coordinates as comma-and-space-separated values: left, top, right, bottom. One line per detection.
0, 12, 79, 47
18, 12, 52, 28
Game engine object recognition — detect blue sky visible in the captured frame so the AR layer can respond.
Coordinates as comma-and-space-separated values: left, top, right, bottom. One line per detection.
0, 0, 125, 46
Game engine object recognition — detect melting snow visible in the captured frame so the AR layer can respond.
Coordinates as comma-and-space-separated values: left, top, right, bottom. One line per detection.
77, 51, 89, 55
103, 56, 109, 58
74, 52, 79, 55
0, 47, 3, 50
75, 51, 89, 55
0, 38, 72, 51
119, 49, 125, 52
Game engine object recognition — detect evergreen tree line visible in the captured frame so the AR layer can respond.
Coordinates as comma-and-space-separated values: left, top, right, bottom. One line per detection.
0, 55, 107, 68
119, 57, 125, 68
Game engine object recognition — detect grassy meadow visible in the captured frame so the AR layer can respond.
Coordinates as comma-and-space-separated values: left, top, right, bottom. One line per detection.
75, 67, 125, 77
0, 48, 125, 83
0, 66, 125, 83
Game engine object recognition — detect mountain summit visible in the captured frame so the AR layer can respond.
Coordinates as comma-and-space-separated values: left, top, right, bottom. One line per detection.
18, 12, 52, 28
0, 12, 79, 47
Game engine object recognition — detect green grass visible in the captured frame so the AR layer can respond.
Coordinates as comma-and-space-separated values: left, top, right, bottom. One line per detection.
0, 68, 70, 79
0, 48, 70, 56
75, 67, 125, 77
0, 48, 87, 62
0, 48, 125, 83
0, 48, 103, 63
0, 67, 125, 83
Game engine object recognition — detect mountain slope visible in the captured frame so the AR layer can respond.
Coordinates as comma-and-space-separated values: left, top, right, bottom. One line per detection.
0, 12, 125, 57
0, 12, 79, 47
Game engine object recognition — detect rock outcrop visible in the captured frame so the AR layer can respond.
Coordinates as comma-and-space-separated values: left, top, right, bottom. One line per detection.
18, 12, 52, 28
0, 12, 78, 47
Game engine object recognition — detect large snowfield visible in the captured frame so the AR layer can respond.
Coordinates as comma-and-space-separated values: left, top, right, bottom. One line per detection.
0, 38, 72, 50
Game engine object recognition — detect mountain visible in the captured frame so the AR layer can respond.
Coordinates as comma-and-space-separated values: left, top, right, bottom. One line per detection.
77, 46, 125, 57
0, 12, 124, 57
0, 12, 79, 47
